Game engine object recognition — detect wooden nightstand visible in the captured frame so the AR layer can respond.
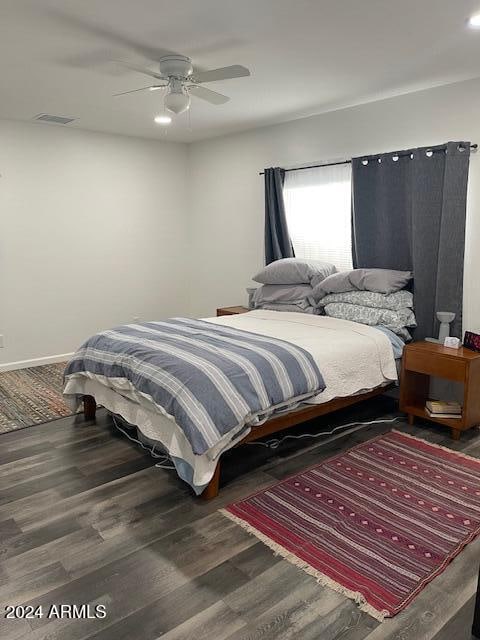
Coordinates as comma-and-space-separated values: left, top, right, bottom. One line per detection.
400, 341, 480, 440
216, 306, 250, 317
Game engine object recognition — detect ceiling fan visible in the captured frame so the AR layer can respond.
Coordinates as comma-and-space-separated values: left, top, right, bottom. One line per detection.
114, 55, 250, 114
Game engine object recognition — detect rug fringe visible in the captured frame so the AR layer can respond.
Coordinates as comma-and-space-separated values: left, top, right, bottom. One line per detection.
220, 508, 389, 622
391, 428, 480, 463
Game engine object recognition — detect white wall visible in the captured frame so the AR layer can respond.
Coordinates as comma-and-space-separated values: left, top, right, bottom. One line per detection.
3, 76, 480, 369
0, 120, 189, 368
188, 76, 480, 334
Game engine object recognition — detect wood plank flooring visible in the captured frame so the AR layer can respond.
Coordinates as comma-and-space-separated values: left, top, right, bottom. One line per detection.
0, 397, 478, 640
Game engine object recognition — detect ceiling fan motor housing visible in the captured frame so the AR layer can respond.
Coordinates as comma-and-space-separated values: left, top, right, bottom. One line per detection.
159, 55, 193, 79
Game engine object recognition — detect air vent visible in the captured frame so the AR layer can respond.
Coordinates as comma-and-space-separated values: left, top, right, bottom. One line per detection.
34, 114, 76, 125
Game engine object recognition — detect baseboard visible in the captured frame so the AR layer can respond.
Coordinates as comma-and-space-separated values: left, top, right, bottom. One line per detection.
0, 353, 74, 373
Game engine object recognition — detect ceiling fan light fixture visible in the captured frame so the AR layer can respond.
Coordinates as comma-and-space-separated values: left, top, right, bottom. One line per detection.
154, 114, 172, 125
164, 90, 191, 114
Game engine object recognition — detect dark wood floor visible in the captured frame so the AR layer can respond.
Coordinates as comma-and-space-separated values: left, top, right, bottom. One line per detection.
0, 396, 479, 640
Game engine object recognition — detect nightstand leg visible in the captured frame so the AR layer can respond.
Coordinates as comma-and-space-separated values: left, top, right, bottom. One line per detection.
407, 414, 414, 426
451, 428, 461, 441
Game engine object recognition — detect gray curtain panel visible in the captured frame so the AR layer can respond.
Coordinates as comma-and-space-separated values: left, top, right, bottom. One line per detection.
352, 142, 470, 339
264, 167, 295, 264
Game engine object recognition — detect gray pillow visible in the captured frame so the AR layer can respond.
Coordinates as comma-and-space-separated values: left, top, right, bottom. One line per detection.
312, 271, 355, 299
349, 269, 413, 294
313, 268, 412, 299
258, 303, 318, 314
253, 284, 315, 305
253, 284, 318, 314
253, 258, 337, 285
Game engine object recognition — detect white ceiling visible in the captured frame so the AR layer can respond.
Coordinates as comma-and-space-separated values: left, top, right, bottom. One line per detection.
2, 0, 480, 143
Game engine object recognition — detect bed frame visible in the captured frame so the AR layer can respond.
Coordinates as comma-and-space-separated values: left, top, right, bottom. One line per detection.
82, 384, 390, 500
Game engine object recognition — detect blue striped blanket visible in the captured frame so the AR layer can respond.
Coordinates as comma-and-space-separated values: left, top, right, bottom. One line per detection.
64, 319, 325, 455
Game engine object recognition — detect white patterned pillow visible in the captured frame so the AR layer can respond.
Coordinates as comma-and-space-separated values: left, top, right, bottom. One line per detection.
317, 290, 413, 311
323, 302, 416, 337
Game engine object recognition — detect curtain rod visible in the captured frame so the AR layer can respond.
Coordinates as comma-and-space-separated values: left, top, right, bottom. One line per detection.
258, 143, 478, 175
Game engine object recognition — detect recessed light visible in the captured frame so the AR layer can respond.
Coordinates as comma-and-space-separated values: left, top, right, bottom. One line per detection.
469, 13, 480, 27
154, 115, 172, 125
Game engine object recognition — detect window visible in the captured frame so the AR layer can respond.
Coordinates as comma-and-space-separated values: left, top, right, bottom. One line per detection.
283, 163, 353, 270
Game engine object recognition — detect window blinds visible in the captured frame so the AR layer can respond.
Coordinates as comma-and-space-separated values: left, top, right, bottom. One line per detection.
283, 163, 353, 271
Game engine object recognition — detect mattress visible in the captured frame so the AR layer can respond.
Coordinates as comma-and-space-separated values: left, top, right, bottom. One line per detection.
64, 310, 399, 493
207, 311, 398, 405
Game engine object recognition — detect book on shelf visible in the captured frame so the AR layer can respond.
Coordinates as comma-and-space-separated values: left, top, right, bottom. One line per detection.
425, 408, 461, 419
425, 400, 462, 415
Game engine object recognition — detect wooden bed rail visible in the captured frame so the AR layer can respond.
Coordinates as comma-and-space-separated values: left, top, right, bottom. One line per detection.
82, 385, 391, 500
200, 385, 390, 500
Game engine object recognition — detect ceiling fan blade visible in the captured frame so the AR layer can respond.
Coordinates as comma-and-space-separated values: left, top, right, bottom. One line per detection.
113, 85, 165, 96
191, 65, 250, 83
43, 8, 177, 63
189, 85, 230, 105
113, 60, 166, 80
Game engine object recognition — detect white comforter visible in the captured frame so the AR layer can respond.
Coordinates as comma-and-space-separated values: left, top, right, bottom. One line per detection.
64, 310, 397, 491
208, 310, 398, 404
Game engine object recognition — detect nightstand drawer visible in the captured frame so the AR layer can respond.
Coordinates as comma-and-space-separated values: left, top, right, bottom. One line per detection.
404, 350, 466, 382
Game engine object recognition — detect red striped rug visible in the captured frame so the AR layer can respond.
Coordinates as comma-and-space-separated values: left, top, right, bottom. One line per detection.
221, 430, 480, 620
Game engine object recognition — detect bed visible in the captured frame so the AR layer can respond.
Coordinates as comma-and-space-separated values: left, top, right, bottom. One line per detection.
63, 310, 400, 499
